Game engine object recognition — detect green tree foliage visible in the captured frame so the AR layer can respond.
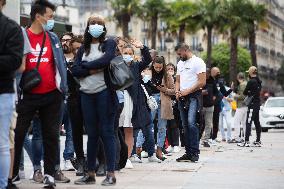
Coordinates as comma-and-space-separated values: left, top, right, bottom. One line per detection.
108, 0, 141, 38
202, 43, 251, 82
142, 0, 166, 49
162, 0, 199, 43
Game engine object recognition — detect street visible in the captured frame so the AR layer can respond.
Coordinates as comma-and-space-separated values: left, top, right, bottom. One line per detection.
20, 129, 284, 189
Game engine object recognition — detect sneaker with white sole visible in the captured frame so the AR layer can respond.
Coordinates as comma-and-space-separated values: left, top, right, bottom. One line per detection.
173, 146, 181, 153
124, 159, 134, 169
237, 141, 250, 147
166, 146, 173, 153
43, 175, 56, 188
12, 175, 21, 185
129, 154, 142, 163
209, 139, 217, 146
19, 170, 25, 179
141, 151, 148, 158
253, 141, 262, 147
63, 160, 75, 171
148, 154, 162, 163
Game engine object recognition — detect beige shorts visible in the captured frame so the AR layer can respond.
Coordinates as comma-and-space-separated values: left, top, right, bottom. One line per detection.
9, 111, 18, 149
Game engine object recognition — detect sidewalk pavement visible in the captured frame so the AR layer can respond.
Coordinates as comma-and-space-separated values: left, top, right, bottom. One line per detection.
19, 129, 284, 189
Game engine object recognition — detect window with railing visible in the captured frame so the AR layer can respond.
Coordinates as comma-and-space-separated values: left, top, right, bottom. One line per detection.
192, 36, 199, 51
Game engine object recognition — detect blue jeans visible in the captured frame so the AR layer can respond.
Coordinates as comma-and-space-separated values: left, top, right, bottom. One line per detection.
80, 89, 117, 172
32, 116, 44, 171
178, 97, 200, 155
62, 103, 74, 160
151, 93, 167, 148
133, 111, 155, 157
20, 134, 33, 171
0, 94, 15, 189
136, 130, 145, 148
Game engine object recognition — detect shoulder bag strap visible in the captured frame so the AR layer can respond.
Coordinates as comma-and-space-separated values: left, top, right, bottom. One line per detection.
141, 84, 150, 100
35, 31, 46, 70
25, 29, 46, 70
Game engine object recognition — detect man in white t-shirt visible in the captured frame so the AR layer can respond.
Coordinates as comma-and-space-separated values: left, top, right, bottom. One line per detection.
175, 43, 206, 162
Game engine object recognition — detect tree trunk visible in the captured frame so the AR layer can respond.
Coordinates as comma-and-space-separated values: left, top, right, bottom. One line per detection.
249, 26, 257, 67
121, 14, 130, 38
178, 23, 186, 43
151, 13, 158, 49
207, 26, 213, 68
230, 34, 238, 83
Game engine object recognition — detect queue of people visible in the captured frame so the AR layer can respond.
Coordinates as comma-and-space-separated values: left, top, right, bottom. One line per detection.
0, 0, 263, 189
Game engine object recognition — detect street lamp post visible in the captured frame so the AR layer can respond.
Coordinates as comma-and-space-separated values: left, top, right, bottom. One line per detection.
165, 35, 174, 63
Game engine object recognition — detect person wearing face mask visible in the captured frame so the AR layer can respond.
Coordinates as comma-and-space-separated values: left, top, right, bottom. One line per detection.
118, 42, 162, 165
210, 67, 233, 145
71, 15, 118, 185
12, 0, 68, 188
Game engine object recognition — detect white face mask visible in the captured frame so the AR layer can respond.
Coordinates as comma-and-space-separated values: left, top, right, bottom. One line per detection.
41, 19, 55, 31
122, 54, 133, 63
142, 74, 151, 83
88, 24, 104, 38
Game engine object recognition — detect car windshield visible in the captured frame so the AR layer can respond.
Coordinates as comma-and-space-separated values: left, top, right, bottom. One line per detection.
265, 99, 284, 107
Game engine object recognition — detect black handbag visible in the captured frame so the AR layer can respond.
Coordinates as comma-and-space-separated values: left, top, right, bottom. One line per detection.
244, 95, 254, 106
20, 31, 46, 92
108, 56, 134, 90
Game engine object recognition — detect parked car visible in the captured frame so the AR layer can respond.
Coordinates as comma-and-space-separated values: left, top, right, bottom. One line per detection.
260, 97, 284, 132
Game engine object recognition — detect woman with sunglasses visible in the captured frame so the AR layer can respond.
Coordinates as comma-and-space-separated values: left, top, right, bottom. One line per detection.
71, 15, 117, 186
147, 56, 175, 160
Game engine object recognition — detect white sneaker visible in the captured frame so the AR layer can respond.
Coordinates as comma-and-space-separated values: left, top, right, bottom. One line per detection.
129, 154, 142, 163
141, 151, 148, 158
124, 159, 134, 169
148, 154, 162, 163
173, 146, 181, 153
215, 138, 222, 143
63, 160, 75, 171
19, 170, 25, 179
166, 146, 173, 153
210, 140, 218, 146
29, 172, 33, 180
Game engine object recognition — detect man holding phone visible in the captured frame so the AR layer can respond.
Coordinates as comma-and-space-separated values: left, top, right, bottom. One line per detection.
175, 43, 206, 162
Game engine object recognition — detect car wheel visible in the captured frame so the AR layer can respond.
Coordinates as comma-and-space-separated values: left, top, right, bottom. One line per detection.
261, 128, 269, 132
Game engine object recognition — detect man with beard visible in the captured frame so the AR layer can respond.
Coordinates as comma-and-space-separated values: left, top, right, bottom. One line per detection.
60, 32, 75, 171
210, 67, 232, 145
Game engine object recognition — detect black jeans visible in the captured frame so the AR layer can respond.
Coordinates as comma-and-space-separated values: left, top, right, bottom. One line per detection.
13, 90, 63, 177
67, 94, 85, 160
245, 107, 261, 142
212, 105, 221, 140
167, 120, 180, 147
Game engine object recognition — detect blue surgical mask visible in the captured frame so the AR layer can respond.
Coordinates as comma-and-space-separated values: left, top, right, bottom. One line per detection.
123, 54, 133, 63
142, 74, 151, 83
42, 19, 55, 31
88, 24, 104, 38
